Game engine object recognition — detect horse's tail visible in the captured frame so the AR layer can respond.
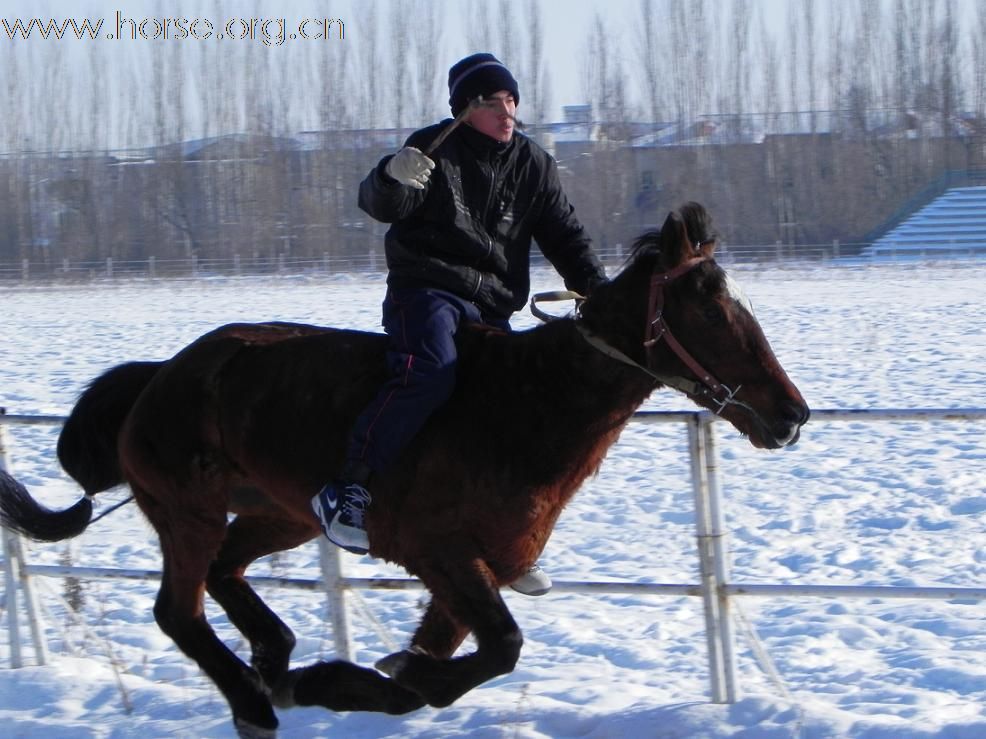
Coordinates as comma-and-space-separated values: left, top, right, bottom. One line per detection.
0, 361, 161, 543
0, 468, 94, 542
57, 361, 162, 495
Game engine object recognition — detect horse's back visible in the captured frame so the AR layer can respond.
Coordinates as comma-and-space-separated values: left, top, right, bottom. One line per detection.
119, 321, 389, 494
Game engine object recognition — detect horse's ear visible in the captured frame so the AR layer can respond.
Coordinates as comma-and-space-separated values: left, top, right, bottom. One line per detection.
679, 201, 717, 259
659, 210, 694, 267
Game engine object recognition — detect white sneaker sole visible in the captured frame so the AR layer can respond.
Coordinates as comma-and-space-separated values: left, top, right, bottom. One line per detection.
510, 569, 552, 596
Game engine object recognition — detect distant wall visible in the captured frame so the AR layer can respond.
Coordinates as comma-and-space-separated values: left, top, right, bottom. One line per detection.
562, 135, 978, 254
0, 134, 980, 275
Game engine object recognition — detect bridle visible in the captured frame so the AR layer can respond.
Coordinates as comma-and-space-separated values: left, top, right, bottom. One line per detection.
640, 254, 747, 415
529, 250, 755, 416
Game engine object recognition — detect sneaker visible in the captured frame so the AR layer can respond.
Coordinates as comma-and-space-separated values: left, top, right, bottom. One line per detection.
311, 481, 371, 555
509, 563, 553, 596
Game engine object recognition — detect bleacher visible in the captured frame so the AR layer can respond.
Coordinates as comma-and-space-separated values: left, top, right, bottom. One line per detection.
862, 186, 986, 260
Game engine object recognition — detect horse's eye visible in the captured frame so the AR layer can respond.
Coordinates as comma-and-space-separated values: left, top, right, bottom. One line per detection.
702, 304, 724, 324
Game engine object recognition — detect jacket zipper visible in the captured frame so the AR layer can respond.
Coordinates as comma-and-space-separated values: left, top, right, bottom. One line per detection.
482, 161, 497, 262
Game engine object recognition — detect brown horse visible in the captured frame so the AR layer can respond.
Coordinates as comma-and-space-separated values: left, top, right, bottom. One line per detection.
0, 203, 808, 738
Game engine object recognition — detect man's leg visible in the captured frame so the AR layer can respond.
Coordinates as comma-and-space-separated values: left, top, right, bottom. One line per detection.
313, 288, 471, 553
347, 288, 470, 474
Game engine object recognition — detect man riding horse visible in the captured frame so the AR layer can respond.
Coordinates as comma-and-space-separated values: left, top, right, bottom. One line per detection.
311, 53, 607, 596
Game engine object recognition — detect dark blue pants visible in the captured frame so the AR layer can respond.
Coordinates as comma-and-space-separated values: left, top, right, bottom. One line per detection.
346, 287, 510, 476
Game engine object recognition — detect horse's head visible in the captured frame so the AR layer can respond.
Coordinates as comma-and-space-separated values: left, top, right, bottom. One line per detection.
581, 202, 809, 449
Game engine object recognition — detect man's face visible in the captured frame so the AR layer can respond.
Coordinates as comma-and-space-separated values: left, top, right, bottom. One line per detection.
467, 90, 516, 143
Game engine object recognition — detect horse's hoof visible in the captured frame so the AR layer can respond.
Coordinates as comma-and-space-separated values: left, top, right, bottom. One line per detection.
375, 649, 413, 679
234, 717, 278, 739
270, 668, 302, 709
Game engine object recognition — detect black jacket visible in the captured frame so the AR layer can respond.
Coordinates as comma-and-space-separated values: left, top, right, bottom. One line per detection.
358, 121, 606, 319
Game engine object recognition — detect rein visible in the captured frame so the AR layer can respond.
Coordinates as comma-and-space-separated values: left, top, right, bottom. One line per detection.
529, 257, 748, 416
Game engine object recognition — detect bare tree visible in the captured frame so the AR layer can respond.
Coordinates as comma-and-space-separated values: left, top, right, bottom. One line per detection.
689, 0, 711, 118
974, 2, 986, 118
0, 42, 21, 154
786, 2, 801, 114
663, 0, 709, 138
411, 0, 445, 124
389, 0, 414, 129
826, 2, 847, 118
635, 0, 664, 124
759, 13, 782, 126
0, 41, 25, 262
464, 0, 493, 55
938, 0, 959, 140
496, 0, 519, 65
892, 0, 910, 116
801, 0, 817, 132
847, 0, 879, 136
357, 3, 382, 130
525, 0, 548, 127
578, 14, 633, 250
729, 0, 753, 124
317, 17, 354, 130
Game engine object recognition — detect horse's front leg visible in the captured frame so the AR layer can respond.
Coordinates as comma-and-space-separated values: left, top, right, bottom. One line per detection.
409, 598, 470, 659
376, 557, 523, 707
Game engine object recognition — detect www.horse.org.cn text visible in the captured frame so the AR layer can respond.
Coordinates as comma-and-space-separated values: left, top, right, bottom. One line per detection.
1, 13, 346, 46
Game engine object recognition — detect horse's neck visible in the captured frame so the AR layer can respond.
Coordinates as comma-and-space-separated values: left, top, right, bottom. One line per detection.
510, 320, 657, 424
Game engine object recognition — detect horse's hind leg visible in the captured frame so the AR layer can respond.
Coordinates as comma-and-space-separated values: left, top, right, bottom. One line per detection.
377, 557, 522, 707
206, 515, 311, 690
207, 517, 426, 716
150, 512, 278, 735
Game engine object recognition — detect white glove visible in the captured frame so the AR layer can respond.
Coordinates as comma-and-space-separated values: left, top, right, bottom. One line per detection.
384, 146, 435, 190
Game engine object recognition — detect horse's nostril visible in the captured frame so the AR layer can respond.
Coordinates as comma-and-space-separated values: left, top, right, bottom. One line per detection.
780, 402, 810, 427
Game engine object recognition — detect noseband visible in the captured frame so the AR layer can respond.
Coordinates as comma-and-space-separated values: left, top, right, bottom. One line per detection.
641, 256, 745, 415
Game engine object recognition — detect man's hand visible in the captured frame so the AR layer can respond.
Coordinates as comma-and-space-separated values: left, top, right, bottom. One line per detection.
385, 147, 435, 190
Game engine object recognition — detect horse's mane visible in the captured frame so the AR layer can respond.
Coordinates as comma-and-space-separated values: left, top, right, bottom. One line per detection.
628, 201, 720, 268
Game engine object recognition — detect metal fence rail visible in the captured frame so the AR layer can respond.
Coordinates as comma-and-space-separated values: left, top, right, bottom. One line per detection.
2, 407, 985, 704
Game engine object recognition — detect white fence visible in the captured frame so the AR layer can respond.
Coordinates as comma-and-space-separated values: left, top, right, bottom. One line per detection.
2, 408, 985, 704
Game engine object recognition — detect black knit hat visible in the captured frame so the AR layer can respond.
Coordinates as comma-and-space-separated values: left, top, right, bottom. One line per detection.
448, 53, 520, 116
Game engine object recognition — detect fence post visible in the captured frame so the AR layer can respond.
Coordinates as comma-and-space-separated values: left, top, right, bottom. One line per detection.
1, 531, 24, 667
687, 413, 729, 702
21, 259, 28, 282
0, 412, 49, 668
317, 539, 353, 661
701, 416, 738, 702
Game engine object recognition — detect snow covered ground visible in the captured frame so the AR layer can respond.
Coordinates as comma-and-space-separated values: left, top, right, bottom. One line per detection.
1, 261, 984, 738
